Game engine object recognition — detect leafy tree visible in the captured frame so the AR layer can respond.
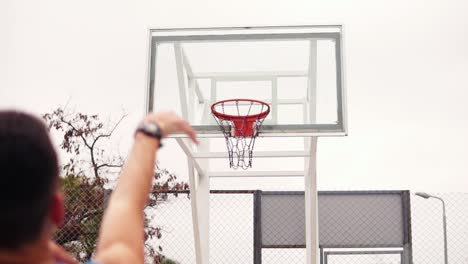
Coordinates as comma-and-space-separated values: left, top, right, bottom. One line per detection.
161, 259, 180, 264
43, 108, 187, 263
54, 174, 103, 260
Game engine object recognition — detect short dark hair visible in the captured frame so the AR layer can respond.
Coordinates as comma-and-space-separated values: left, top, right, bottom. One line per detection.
0, 111, 59, 249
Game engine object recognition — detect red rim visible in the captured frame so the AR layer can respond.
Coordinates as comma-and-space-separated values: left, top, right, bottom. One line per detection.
211, 99, 270, 121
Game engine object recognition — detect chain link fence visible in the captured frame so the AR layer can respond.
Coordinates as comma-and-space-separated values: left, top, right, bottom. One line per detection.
56, 191, 468, 264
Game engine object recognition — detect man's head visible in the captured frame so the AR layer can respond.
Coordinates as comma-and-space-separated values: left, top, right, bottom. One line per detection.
0, 111, 64, 249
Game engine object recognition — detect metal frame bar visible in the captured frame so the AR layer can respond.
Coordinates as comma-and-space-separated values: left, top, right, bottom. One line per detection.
193, 150, 310, 159
176, 138, 210, 263
324, 250, 404, 255
401, 191, 414, 264
192, 71, 308, 79
145, 34, 157, 113
187, 76, 196, 123
327, 245, 407, 249
175, 124, 345, 138
155, 189, 258, 194
262, 245, 408, 250
186, 159, 203, 264
174, 43, 189, 119
180, 48, 205, 104
208, 170, 305, 178
263, 244, 408, 249
338, 25, 348, 136
320, 247, 324, 264
271, 78, 278, 124
262, 190, 407, 196
323, 250, 404, 264
253, 190, 262, 264
305, 138, 319, 264
209, 79, 216, 125
149, 24, 343, 33
305, 39, 319, 264
335, 35, 345, 132
205, 98, 307, 105
175, 138, 206, 177
195, 161, 210, 264
152, 32, 339, 42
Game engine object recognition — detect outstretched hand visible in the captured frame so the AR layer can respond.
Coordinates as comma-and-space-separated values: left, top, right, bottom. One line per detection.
145, 112, 199, 144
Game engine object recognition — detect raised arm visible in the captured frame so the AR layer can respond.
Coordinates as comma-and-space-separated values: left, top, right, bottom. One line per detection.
94, 112, 197, 264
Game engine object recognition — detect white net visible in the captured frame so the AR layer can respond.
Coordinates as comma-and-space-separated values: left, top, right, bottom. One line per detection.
212, 99, 270, 169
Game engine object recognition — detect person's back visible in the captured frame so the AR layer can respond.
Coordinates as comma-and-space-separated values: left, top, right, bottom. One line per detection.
0, 110, 197, 264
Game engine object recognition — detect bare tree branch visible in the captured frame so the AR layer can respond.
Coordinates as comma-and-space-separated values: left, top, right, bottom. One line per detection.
59, 117, 93, 150
96, 163, 123, 169
91, 113, 127, 149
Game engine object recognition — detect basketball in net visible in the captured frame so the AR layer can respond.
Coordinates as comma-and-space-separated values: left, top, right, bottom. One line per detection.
211, 99, 270, 169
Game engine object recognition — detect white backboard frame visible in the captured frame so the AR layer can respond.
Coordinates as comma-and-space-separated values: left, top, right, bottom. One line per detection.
145, 25, 347, 137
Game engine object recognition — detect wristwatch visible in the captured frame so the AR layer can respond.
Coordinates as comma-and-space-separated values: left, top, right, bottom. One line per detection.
135, 120, 164, 147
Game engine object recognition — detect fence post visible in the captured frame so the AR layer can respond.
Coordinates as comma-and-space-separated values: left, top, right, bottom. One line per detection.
402, 191, 414, 264
319, 247, 324, 264
253, 190, 262, 264
323, 252, 328, 264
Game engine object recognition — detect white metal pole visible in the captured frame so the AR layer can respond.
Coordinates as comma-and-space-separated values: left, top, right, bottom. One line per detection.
197, 169, 210, 264
305, 39, 319, 264
197, 138, 211, 264
186, 159, 204, 264
174, 43, 188, 120
271, 77, 278, 124
197, 107, 212, 263
305, 137, 319, 264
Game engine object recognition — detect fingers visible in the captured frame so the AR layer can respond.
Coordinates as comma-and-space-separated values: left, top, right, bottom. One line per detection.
178, 119, 199, 144
148, 112, 198, 144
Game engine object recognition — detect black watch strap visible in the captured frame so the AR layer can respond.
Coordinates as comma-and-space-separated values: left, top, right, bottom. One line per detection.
135, 121, 163, 147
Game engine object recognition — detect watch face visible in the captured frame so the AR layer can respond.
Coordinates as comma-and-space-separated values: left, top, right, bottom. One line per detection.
146, 123, 158, 134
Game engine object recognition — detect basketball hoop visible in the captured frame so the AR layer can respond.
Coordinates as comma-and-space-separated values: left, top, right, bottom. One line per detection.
211, 99, 270, 169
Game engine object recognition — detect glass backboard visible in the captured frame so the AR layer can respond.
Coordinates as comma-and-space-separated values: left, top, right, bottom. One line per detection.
146, 25, 347, 137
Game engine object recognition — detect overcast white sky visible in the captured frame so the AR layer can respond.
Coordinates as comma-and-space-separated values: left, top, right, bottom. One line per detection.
1, 0, 468, 192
